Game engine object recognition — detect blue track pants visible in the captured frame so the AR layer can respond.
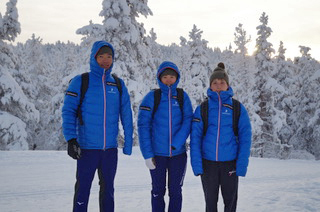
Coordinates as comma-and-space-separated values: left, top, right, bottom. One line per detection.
73, 148, 118, 212
150, 152, 187, 212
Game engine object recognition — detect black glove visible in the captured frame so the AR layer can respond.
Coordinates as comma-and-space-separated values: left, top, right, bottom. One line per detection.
171, 145, 176, 150
67, 138, 81, 160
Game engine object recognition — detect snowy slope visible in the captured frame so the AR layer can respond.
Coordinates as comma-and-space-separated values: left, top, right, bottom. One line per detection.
1, 147, 319, 212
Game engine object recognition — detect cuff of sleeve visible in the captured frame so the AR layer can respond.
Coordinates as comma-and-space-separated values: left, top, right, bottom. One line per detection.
236, 166, 247, 177
67, 138, 77, 143
123, 146, 132, 155
193, 168, 203, 177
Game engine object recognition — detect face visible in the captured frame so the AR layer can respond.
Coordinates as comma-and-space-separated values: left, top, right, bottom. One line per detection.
210, 79, 228, 93
96, 53, 113, 69
161, 75, 177, 86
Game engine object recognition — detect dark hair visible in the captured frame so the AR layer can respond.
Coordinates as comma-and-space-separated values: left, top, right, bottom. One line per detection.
95, 46, 113, 58
159, 68, 178, 78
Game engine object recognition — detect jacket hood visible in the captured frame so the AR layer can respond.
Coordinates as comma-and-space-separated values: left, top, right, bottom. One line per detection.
90, 41, 115, 77
207, 86, 234, 102
157, 61, 180, 92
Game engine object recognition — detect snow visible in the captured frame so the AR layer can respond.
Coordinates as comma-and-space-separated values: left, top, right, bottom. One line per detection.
0, 111, 28, 150
1, 147, 319, 212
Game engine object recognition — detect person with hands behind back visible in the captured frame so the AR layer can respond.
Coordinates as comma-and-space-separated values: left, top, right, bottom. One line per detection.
62, 40, 133, 212
138, 61, 193, 212
190, 62, 252, 212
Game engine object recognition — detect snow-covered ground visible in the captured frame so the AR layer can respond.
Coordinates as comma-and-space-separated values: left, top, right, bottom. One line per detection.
1, 147, 320, 212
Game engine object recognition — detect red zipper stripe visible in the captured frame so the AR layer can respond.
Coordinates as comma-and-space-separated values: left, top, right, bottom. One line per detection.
169, 87, 172, 157
102, 72, 107, 150
216, 93, 221, 161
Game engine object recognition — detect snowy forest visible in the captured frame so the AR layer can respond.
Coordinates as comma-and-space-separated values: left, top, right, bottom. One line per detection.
1, 0, 320, 160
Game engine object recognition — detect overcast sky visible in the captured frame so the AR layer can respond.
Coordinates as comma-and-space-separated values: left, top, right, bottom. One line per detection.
1, 0, 320, 60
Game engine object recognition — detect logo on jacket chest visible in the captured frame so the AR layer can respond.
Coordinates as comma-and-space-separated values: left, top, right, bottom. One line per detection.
108, 87, 117, 94
222, 109, 231, 115
173, 100, 180, 107
222, 104, 232, 115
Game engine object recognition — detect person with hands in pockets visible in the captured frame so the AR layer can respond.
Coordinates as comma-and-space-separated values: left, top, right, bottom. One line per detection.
190, 62, 252, 212
138, 61, 193, 212
62, 40, 133, 212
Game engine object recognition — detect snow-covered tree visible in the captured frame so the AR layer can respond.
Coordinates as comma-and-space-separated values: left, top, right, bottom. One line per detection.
232, 23, 253, 100
0, 42, 39, 150
0, 1, 39, 150
234, 23, 251, 55
142, 28, 160, 87
269, 41, 295, 158
306, 68, 320, 159
252, 12, 287, 158
13, 35, 64, 149
0, 0, 20, 42
180, 25, 211, 105
77, 0, 153, 79
146, 28, 161, 68
290, 46, 320, 159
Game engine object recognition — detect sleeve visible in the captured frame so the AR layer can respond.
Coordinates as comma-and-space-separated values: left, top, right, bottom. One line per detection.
172, 91, 193, 150
62, 75, 81, 142
137, 91, 155, 159
119, 79, 133, 155
236, 104, 252, 177
190, 106, 204, 176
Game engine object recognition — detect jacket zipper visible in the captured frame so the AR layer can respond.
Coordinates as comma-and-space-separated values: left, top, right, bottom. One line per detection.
169, 87, 172, 157
216, 93, 222, 161
102, 70, 107, 150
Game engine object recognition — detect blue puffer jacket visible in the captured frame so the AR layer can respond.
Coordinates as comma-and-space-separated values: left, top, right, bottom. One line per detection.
138, 61, 193, 159
62, 41, 133, 155
190, 87, 252, 176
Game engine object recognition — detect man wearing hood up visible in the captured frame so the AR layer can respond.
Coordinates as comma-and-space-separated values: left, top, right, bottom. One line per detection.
138, 61, 193, 212
62, 41, 133, 212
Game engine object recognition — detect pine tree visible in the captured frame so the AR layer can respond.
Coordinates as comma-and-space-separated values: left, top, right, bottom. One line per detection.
253, 12, 286, 158
181, 25, 211, 105
178, 36, 191, 85
232, 23, 253, 102
0, 1, 39, 150
77, 0, 153, 79
290, 46, 320, 159
18, 35, 57, 149
0, 0, 20, 42
307, 68, 320, 159
234, 23, 251, 55
271, 41, 295, 158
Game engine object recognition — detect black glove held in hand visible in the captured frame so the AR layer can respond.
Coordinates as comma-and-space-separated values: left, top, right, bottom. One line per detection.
67, 138, 81, 160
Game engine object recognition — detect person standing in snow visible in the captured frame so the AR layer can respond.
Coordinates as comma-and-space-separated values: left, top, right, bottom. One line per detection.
138, 61, 193, 212
62, 40, 133, 212
190, 62, 252, 212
